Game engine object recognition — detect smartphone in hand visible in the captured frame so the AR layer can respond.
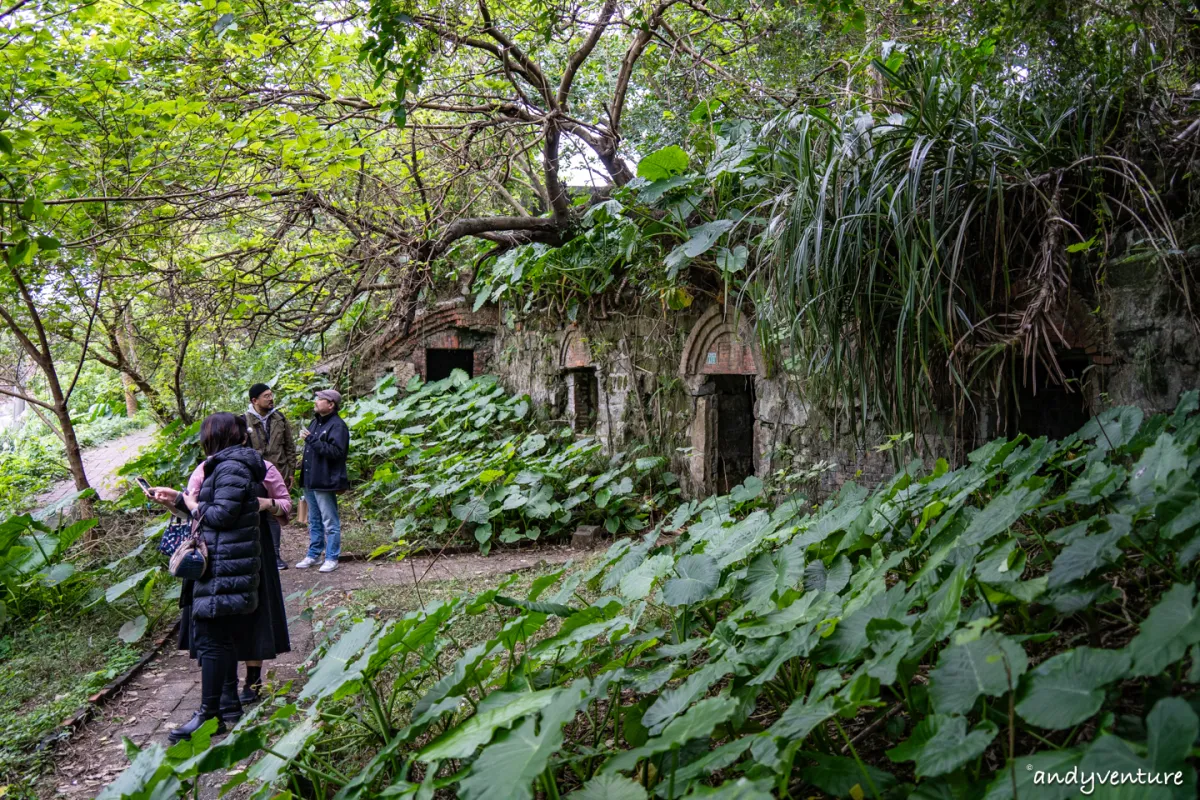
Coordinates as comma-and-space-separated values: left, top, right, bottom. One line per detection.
135, 476, 152, 495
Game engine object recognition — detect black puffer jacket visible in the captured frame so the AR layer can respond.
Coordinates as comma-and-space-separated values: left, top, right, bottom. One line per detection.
192, 445, 266, 619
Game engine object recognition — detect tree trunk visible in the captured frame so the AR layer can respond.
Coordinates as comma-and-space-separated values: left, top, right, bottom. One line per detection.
121, 371, 138, 417
56, 403, 89, 494
115, 319, 139, 418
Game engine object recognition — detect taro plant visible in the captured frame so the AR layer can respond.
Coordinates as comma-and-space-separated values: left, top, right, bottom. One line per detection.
344, 371, 677, 554
100, 392, 1200, 800
115, 418, 202, 505
0, 510, 97, 627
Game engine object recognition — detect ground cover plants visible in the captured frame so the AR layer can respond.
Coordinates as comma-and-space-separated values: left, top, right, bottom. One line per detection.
98, 392, 1200, 799
0, 507, 177, 789
342, 371, 680, 554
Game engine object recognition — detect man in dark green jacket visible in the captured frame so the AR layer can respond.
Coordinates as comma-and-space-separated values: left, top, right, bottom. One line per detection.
245, 383, 297, 569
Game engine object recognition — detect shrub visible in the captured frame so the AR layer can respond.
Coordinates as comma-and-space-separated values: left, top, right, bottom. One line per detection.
101, 392, 1200, 799
344, 371, 680, 553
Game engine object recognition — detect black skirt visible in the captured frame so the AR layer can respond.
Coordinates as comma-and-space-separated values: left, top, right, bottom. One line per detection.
178, 512, 290, 661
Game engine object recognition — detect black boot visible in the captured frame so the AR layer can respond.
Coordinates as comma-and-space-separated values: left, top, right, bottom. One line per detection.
171, 653, 231, 743
168, 708, 226, 743
239, 664, 262, 704
219, 666, 243, 724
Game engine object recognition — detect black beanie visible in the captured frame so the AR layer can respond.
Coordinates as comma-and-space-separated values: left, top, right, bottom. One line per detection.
249, 383, 271, 401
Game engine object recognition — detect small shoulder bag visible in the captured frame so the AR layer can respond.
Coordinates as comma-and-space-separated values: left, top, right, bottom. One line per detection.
158, 517, 192, 556
169, 518, 208, 580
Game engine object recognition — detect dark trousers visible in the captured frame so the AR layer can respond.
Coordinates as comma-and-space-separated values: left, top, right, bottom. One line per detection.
193, 618, 239, 712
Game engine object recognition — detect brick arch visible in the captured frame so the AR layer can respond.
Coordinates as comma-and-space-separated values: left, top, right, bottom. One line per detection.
679, 306, 765, 378
559, 327, 595, 370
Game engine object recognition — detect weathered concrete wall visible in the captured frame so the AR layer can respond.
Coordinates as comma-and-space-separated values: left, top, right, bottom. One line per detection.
486, 304, 930, 499
1099, 250, 1200, 413
341, 260, 1197, 500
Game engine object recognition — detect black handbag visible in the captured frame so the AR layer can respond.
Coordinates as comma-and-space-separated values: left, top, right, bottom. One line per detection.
158, 518, 192, 557
169, 527, 209, 580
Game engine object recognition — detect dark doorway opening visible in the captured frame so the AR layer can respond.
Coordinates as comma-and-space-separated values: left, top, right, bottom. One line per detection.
426, 348, 474, 382
567, 368, 598, 432
713, 375, 756, 493
1008, 354, 1091, 440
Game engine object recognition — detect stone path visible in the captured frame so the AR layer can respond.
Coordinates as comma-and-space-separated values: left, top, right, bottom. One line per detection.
37, 427, 157, 506
42, 528, 582, 799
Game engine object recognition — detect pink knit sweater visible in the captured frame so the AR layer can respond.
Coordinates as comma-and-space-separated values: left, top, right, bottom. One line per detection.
187, 458, 291, 523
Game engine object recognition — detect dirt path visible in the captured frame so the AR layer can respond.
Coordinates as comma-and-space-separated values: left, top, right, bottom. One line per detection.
42, 526, 582, 798
37, 427, 157, 507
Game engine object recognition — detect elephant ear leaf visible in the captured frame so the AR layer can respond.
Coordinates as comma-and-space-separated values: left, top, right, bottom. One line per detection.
1147, 697, 1199, 772
928, 633, 1028, 715
664, 554, 719, 607
887, 714, 998, 778
567, 774, 647, 800
1125, 583, 1200, 677
1015, 647, 1130, 730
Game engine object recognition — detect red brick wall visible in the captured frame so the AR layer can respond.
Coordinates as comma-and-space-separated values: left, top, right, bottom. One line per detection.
698, 333, 757, 375
381, 304, 499, 380
563, 335, 593, 369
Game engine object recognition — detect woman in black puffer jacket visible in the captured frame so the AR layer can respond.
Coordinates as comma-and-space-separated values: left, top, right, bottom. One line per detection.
152, 412, 266, 742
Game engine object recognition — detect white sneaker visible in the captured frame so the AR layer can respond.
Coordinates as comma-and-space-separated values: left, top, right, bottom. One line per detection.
295, 556, 317, 569
318, 560, 339, 573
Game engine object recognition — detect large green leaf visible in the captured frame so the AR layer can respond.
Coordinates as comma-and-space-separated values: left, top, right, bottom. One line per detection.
1061, 461, 1127, 506
804, 554, 851, 593
908, 563, 968, 660
105, 567, 157, 603
298, 619, 380, 702
619, 554, 674, 601
419, 689, 563, 762
602, 695, 738, 776
1014, 647, 1130, 729
641, 658, 733, 735
1078, 406, 1143, 453
889, 714, 998, 777
1147, 697, 1200, 772
636, 145, 689, 180
960, 482, 1045, 546
1125, 583, 1200, 676
459, 685, 587, 800
929, 632, 1028, 714
118, 614, 149, 644
663, 554, 719, 607
1046, 525, 1125, 589
980, 749, 1084, 800
568, 775, 648, 800
1128, 432, 1188, 501
796, 751, 897, 798
744, 544, 804, 601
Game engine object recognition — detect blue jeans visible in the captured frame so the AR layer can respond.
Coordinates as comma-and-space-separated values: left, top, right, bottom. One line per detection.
304, 489, 341, 562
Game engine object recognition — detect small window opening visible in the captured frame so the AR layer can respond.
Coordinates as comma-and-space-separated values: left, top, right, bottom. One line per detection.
426, 348, 474, 382
567, 368, 599, 432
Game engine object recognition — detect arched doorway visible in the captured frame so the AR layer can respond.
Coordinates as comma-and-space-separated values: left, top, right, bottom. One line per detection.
679, 307, 765, 494
559, 328, 599, 433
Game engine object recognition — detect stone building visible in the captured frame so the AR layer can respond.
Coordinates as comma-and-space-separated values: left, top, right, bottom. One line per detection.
324, 254, 1198, 499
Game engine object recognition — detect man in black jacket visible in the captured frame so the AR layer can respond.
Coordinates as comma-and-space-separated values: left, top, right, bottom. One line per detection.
295, 389, 350, 573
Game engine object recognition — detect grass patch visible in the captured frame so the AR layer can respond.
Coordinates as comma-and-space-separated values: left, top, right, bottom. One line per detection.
0, 608, 168, 789
0, 510, 175, 794
335, 511, 394, 559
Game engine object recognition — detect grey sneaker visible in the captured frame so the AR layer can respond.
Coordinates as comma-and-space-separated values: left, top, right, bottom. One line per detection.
295, 556, 317, 569
318, 560, 339, 573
